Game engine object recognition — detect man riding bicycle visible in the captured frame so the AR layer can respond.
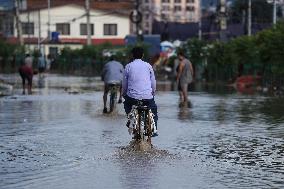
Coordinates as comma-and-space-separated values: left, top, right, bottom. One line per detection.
122, 47, 158, 137
101, 56, 124, 113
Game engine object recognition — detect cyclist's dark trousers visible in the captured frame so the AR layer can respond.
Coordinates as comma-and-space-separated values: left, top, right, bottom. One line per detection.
123, 95, 158, 128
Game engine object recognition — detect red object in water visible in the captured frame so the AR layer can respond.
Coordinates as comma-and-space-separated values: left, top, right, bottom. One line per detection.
235, 75, 261, 94
236, 75, 255, 85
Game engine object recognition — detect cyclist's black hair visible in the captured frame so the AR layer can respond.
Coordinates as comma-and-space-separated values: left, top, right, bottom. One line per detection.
109, 55, 115, 61
131, 47, 144, 59
177, 50, 185, 57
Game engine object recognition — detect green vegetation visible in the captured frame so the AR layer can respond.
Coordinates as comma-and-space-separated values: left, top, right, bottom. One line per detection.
0, 22, 284, 87
0, 41, 150, 76
0, 40, 23, 73
53, 42, 150, 75
180, 22, 284, 85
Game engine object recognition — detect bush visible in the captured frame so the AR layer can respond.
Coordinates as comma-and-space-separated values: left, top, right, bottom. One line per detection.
53, 42, 150, 76
178, 22, 284, 84
0, 40, 24, 73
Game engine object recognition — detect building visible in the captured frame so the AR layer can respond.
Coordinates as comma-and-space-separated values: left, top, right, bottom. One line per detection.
141, 0, 201, 34
6, 2, 131, 56
0, 10, 14, 37
0, 0, 26, 37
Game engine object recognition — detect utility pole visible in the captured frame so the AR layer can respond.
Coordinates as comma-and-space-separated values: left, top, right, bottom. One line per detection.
219, 0, 227, 41
248, 0, 252, 36
38, 10, 41, 53
15, 0, 24, 45
136, 0, 143, 42
273, 0, 277, 25
267, 0, 279, 26
27, 10, 30, 49
130, 0, 143, 41
198, 0, 202, 40
47, 0, 51, 40
86, 0, 91, 45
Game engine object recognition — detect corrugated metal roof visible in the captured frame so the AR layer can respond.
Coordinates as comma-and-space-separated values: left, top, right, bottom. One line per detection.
26, 0, 133, 11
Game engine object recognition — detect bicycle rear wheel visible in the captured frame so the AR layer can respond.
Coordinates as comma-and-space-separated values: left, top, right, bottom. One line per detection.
109, 88, 117, 113
137, 110, 144, 140
137, 109, 151, 143
146, 111, 152, 144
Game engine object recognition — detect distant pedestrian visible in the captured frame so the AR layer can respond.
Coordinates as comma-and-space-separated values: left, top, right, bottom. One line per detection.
38, 54, 46, 75
24, 53, 33, 68
45, 54, 52, 72
176, 51, 194, 104
18, 54, 33, 94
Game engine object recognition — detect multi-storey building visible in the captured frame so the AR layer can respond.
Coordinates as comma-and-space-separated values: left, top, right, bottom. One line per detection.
141, 0, 201, 34
2, 0, 133, 56
8, 4, 131, 54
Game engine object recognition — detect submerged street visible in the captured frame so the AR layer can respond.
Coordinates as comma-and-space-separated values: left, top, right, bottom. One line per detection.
0, 74, 284, 189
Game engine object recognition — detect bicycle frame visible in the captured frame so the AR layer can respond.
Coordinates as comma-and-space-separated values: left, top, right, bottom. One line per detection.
127, 101, 155, 145
109, 83, 119, 113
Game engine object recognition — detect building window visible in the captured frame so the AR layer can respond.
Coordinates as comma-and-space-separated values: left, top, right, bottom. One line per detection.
174, 6, 182, 11
144, 5, 149, 10
56, 23, 70, 35
186, 6, 195, 11
161, 13, 169, 20
22, 22, 34, 35
145, 14, 149, 19
3, 19, 14, 36
175, 15, 181, 20
145, 22, 149, 27
174, 0, 181, 3
104, 24, 117, 35
186, 0, 195, 3
80, 23, 94, 35
162, 0, 170, 3
162, 5, 170, 11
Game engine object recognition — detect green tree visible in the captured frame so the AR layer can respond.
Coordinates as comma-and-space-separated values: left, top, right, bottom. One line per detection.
0, 40, 18, 72
256, 22, 284, 77
182, 38, 206, 65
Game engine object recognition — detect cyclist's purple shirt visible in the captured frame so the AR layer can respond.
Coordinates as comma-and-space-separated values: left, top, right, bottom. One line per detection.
122, 59, 156, 100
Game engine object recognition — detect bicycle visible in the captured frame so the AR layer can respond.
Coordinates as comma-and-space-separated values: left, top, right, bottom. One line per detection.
127, 100, 156, 145
109, 82, 120, 113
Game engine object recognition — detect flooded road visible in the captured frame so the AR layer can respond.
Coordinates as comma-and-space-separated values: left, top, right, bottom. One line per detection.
0, 74, 284, 189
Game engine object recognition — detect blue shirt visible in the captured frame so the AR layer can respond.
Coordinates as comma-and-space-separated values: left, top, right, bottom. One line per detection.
122, 59, 156, 100
38, 56, 46, 68
102, 60, 124, 84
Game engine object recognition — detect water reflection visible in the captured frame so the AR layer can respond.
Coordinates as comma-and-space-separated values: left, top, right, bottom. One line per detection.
178, 101, 193, 121
257, 97, 284, 124
38, 75, 46, 89
115, 144, 174, 189
116, 149, 158, 189
212, 99, 228, 124
207, 134, 284, 173
1, 74, 284, 189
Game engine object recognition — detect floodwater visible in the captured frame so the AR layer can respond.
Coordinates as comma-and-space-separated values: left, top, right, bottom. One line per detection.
0, 74, 284, 189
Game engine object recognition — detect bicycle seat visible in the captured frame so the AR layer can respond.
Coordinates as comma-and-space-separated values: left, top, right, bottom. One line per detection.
137, 106, 149, 111
108, 81, 121, 87
136, 100, 150, 110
